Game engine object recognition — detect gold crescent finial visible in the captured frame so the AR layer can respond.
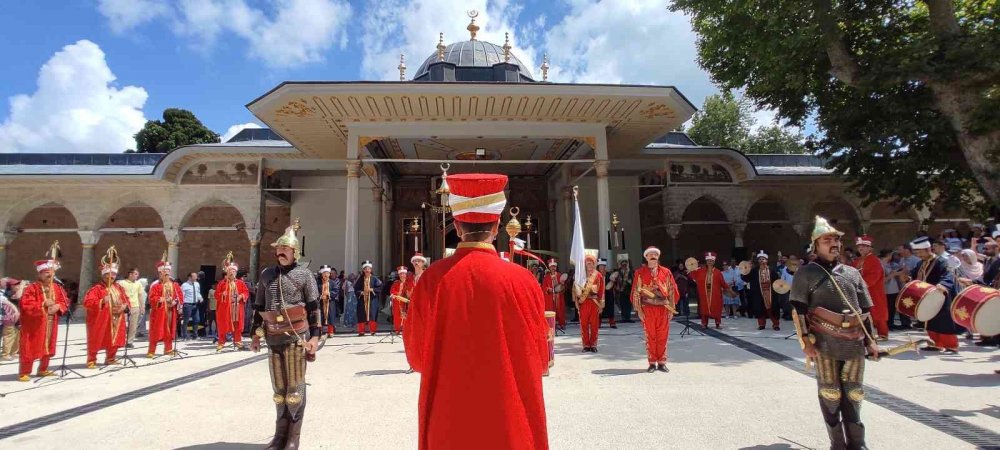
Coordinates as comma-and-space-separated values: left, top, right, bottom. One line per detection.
541, 53, 550, 81
397, 53, 406, 81
502, 32, 511, 62
437, 32, 446, 61
467, 10, 480, 40
50, 240, 60, 261
222, 250, 234, 268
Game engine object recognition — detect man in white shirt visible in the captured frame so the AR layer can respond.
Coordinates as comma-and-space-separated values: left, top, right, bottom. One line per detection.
180, 272, 203, 340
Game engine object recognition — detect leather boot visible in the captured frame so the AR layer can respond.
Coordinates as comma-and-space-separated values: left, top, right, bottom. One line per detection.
826, 422, 847, 450
265, 412, 289, 450
845, 422, 868, 450
283, 416, 303, 450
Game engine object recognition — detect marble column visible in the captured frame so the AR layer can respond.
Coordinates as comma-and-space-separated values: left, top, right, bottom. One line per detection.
0, 232, 13, 278
77, 231, 102, 307
344, 160, 361, 273
246, 228, 262, 283
382, 197, 393, 273
666, 224, 683, 262
561, 186, 574, 262
163, 228, 182, 279
595, 160, 611, 260
730, 222, 748, 248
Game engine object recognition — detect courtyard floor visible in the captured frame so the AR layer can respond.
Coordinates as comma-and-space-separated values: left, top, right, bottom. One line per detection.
0, 315, 997, 449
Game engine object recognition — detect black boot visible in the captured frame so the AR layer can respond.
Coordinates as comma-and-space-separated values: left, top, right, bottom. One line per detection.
283, 416, 303, 450
646, 364, 656, 373
845, 422, 867, 450
826, 422, 847, 450
265, 411, 289, 450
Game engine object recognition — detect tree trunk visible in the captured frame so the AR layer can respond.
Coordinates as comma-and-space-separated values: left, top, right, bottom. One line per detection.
929, 79, 1000, 207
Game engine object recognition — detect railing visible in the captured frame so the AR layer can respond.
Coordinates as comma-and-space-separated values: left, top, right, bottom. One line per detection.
0, 153, 166, 166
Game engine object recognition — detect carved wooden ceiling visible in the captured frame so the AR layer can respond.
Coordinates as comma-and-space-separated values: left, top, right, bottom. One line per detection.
370, 137, 585, 176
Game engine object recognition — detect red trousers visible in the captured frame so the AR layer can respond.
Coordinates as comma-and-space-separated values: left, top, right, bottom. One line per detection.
87, 346, 120, 365
327, 324, 335, 335
358, 321, 378, 334
19, 356, 50, 377
928, 331, 958, 350
579, 301, 600, 348
757, 306, 780, 328
217, 316, 243, 346
701, 316, 721, 328
642, 305, 672, 364
874, 320, 889, 338
392, 302, 405, 333
148, 336, 174, 355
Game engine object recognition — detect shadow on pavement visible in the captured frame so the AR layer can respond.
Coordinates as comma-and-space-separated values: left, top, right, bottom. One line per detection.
590, 368, 649, 377
939, 404, 1000, 420
922, 372, 1000, 387
173, 442, 263, 450
737, 444, 801, 450
355, 369, 410, 376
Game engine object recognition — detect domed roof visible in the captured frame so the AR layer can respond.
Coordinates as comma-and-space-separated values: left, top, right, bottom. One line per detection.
413, 40, 535, 81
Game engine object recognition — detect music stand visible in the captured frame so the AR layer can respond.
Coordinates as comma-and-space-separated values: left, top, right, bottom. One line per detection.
103, 309, 138, 370
678, 307, 705, 337
55, 313, 84, 380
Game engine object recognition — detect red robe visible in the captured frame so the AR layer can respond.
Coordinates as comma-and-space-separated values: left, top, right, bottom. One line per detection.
18, 282, 69, 370
631, 265, 680, 364
689, 266, 728, 322
83, 283, 128, 361
540, 271, 566, 327
578, 270, 606, 348
854, 253, 889, 336
215, 278, 249, 344
390, 278, 409, 333
405, 243, 549, 450
148, 280, 183, 352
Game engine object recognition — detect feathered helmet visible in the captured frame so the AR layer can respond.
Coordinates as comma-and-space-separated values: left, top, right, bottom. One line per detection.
807, 215, 844, 253
100, 246, 120, 276
155, 251, 172, 274
34, 241, 61, 273
271, 218, 302, 261
222, 251, 238, 273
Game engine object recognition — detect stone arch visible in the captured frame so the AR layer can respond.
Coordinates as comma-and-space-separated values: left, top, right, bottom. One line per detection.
744, 195, 803, 257
676, 195, 735, 261
925, 200, 975, 238
866, 201, 920, 250
89, 191, 170, 233
176, 198, 252, 281
94, 200, 168, 276
5, 202, 83, 283
2, 193, 84, 232
168, 194, 256, 232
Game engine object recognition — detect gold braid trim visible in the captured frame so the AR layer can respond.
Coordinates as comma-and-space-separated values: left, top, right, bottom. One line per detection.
449, 192, 506, 213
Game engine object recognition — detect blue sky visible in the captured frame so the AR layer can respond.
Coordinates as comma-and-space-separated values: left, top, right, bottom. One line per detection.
0, 0, 768, 153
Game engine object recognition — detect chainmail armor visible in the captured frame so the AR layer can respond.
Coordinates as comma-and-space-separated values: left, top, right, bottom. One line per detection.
790, 261, 873, 360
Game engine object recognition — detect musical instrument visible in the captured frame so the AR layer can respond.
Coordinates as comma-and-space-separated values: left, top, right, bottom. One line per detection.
950, 285, 1000, 335
772, 279, 791, 295
872, 339, 934, 359
363, 274, 372, 322
544, 311, 556, 376
101, 246, 124, 344
786, 259, 800, 274
738, 261, 752, 276
684, 257, 699, 273
42, 241, 60, 355
896, 280, 946, 321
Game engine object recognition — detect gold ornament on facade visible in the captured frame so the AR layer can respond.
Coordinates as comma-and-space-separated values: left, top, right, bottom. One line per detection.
505, 207, 522, 240
502, 32, 512, 62
398, 53, 406, 81
467, 10, 480, 40
437, 32, 446, 61
275, 99, 317, 118
540, 53, 549, 81
638, 103, 673, 120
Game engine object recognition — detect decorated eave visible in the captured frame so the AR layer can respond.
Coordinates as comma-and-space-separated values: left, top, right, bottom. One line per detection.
246, 81, 698, 159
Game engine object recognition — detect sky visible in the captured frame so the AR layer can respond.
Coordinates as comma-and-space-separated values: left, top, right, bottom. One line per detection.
0, 0, 783, 153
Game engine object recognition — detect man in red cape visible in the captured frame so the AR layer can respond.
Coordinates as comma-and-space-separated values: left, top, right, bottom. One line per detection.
577, 254, 605, 352
853, 235, 889, 339
147, 257, 183, 357
689, 252, 730, 329
389, 266, 409, 334
540, 258, 566, 330
405, 172, 549, 450
18, 255, 69, 381
83, 253, 128, 367
215, 255, 249, 351
631, 246, 680, 373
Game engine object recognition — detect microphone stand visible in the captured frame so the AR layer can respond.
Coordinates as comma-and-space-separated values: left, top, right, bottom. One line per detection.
104, 305, 137, 369
55, 312, 83, 379
678, 295, 704, 337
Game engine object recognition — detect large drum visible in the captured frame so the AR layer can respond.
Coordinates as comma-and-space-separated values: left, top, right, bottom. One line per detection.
951, 285, 1000, 336
544, 311, 556, 376
897, 280, 946, 321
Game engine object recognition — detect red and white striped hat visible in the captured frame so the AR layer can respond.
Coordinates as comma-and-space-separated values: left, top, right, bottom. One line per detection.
100, 262, 119, 275
447, 173, 508, 223
705, 252, 717, 261
643, 246, 661, 259
855, 235, 873, 247
397, 266, 408, 274
410, 252, 427, 264
547, 258, 558, 267
156, 260, 172, 273
34, 259, 60, 273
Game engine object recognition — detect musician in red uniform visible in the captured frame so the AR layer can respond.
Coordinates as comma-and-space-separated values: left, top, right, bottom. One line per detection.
577, 254, 605, 352
853, 235, 889, 339
631, 246, 680, 373
17, 253, 69, 381
689, 252, 730, 329
411, 253, 428, 284
904, 236, 964, 353
82, 248, 128, 367
390, 266, 410, 335
147, 257, 183, 358
405, 172, 549, 450
541, 259, 567, 330
215, 253, 249, 351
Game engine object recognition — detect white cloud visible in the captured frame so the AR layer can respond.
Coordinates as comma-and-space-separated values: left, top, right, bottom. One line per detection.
221, 122, 263, 142
0, 40, 148, 153
98, 0, 352, 68
97, 0, 172, 33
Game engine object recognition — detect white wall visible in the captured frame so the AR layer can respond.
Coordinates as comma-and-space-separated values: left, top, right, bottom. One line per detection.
291, 174, 381, 273
553, 175, 643, 268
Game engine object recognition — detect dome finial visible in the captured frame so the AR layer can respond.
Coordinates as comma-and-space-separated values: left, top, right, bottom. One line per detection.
502, 32, 511, 62
541, 53, 550, 81
398, 53, 406, 81
436, 32, 446, 61
467, 10, 480, 40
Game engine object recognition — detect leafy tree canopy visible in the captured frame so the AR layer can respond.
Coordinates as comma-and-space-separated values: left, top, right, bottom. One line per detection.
133, 108, 220, 153
670, 0, 1000, 211
683, 92, 807, 154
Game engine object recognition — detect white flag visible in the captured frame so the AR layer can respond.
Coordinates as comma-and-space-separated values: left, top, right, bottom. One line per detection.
570, 186, 587, 293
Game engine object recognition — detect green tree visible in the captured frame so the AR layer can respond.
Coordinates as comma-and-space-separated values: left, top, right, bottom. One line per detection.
684, 91, 754, 148
671, 0, 1000, 210
133, 108, 220, 153
744, 125, 806, 155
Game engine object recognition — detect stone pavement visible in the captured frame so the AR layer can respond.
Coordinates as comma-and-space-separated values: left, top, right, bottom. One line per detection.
0, 316, 996, 449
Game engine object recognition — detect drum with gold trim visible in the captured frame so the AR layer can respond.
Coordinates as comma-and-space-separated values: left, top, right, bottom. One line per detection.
950, 285, 1000, 335
896, 280, 946, 321
544, 311, 556, 376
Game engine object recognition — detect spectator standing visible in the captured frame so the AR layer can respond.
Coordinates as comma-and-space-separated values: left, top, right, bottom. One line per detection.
1, 287, 20, 361
881, 250, 903, 329
117, 268, 146, 348
180, 272, 203, 340
342, 273, 358, 328
721, 261, 742, 318
206, 285, 218, 338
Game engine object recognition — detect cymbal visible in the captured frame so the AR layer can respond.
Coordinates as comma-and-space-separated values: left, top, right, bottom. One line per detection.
738, 261, 752, 275
773, 279, 791, 295
684, 257, 699, 272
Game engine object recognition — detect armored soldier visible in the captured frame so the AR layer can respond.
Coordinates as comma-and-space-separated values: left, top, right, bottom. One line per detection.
790, 216, 879, 449
250, 220, 321, 450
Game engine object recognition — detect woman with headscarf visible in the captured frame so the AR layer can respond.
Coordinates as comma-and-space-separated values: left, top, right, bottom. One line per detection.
956, 249, 984, 282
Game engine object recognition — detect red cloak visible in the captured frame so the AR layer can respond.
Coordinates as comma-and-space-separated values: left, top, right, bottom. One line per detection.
854, 254, 888, 322
689, 266, 729, 320
214, 278, 249, 340
405, 243, 549, 450
19, 282, 68, 361
148, 280, 182, 343
540, 270, 566, 326
83, 283, 128, 354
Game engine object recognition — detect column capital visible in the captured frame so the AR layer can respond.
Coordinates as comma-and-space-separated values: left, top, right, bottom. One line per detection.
346, 160, 362, 178
859, 220, 872, 234
593, 160, 610, 178
729, 221, 747, 238
245, 227, 262, 244
665, 223, 683, 240
792, 222, 811, 239
0, 231, 15, 247
163, 228, 183, 245
77, 230, 102, 246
